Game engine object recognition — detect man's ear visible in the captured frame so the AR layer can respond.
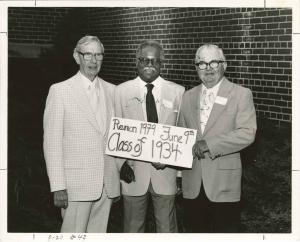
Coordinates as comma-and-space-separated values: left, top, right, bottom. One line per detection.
73, 51, 80, 65
222, 61, 227, 72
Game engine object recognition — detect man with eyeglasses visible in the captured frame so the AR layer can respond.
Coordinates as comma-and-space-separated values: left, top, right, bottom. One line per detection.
43, 35, 120, 232
178, 44, 257, 232
114, 40, 185, 232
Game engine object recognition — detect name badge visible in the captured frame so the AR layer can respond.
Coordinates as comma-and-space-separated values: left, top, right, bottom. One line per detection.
215, 96, 228, 105
162, 99, 173, 109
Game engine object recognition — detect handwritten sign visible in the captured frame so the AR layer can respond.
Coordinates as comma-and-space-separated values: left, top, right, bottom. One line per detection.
105, 117, 197, 168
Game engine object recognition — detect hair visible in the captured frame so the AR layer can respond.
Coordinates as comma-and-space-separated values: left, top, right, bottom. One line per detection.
136, 40, 164, 60
195, 44, 226, 62
74, 35, 104, 53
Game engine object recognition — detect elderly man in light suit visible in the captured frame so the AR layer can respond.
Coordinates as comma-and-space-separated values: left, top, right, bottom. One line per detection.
178, 44, 256, 232
43, 36, 120, 232
114, 40, 185, 232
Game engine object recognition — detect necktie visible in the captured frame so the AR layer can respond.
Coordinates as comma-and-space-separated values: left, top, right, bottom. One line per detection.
89, 80, 106, 130
146, 83, 158, 123
89, 83, 98, 113
200, 89, 215, 133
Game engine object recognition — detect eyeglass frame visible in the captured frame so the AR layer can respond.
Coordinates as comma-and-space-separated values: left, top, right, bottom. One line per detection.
77, 51, 104, 61
138, 57, 161, 66
195, 60, 226, 70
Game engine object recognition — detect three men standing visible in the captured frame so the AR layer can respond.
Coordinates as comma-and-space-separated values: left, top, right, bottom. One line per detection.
114, 40, 185, 232
44, 37, 256, 233
43, 36, 120, 232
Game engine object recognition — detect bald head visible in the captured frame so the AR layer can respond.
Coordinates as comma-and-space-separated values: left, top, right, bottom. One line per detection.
195, 44, 226, 63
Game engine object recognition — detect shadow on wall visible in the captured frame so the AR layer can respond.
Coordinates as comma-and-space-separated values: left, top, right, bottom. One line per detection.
7, 9, 87, 231
37, 8, 89, 83
34, 8, 124, 86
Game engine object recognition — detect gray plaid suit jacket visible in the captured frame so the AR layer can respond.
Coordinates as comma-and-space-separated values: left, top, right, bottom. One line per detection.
43, 72, 120, 201
178, 78, 257, 202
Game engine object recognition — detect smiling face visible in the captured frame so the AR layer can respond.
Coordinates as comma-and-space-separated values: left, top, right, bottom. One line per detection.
136, 45, 161, 83
73, 40, 103, 81
195, 45, 227, 88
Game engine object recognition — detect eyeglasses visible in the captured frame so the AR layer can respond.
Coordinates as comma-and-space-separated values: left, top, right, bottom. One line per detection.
138, 57, 161, 66
195, 60, 225, 70
77, 51, 104, 61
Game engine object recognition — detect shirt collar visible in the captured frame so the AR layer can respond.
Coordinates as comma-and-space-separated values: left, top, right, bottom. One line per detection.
138, 76, 162, 91
202, 77, 224, 95
79, 71, 98, 91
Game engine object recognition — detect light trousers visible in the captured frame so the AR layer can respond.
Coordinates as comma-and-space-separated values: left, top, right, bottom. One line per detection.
123, 182, 177, 233
61, 188, 112, 233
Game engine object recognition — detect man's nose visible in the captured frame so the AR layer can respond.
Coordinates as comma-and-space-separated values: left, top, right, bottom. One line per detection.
205, 63, 212, 70
91, 54, 97, 63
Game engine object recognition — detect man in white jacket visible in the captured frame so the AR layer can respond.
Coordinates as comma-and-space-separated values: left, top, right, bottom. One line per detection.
115, 40, 185, 232
43, 35, 120, 232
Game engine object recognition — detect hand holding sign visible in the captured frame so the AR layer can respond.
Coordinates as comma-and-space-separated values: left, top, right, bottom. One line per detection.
151, 162, 166, 170
120, 161, 135, 183
105, 117, 197, 168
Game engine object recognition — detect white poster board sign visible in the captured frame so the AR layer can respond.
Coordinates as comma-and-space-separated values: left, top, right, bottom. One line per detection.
105, 117, 197, 168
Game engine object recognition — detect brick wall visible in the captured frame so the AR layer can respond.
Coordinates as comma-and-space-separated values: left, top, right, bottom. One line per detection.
8, 7, 292, 124
8, 7, 80, 58
8, 7, 73, 44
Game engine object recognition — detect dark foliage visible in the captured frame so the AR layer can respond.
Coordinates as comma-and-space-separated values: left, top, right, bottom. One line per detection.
240, 117, 291, 233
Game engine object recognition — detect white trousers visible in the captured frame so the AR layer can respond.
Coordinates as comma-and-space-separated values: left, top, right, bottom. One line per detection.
61, 188, 112, 233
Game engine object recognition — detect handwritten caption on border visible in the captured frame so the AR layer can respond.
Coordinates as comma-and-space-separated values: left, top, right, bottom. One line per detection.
105, 117, 197, 168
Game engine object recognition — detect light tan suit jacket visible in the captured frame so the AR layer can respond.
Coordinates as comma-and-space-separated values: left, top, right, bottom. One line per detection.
114, 77, 185, 196
43, 72, 120, 201
178, 78, 256, 202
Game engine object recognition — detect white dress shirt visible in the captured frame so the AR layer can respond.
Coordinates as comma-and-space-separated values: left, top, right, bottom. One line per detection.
200, 78, 224, 133
79, 71, 107, 131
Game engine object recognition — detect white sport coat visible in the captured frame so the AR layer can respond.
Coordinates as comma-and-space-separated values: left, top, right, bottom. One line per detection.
114, 76, 185, 196
43, 72, 120, 201
178, 78, 257, 202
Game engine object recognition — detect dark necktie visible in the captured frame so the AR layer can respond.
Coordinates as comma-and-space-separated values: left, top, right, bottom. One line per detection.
146, 83, 158, 123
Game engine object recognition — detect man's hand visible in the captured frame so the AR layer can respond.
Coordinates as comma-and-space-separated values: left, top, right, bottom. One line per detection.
192, 140, 209, 160
176, 176, 182, 195
120, 161, 135, 183
54, 189, 68, 209
151, 162, 166, 170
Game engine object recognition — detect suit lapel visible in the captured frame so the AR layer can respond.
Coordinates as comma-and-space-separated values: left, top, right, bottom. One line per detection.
67, 73, 101, 133
102, 80, 113, 138
203, 78, 233, 136
159, 80, 172, 123
190, 85, 202, 136
126, 78, 145, 121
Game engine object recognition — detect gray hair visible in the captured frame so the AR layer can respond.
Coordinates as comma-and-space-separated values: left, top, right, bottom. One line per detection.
136, 40, 164, 60
74, 35, 104, 53
195, 44, 226, 62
